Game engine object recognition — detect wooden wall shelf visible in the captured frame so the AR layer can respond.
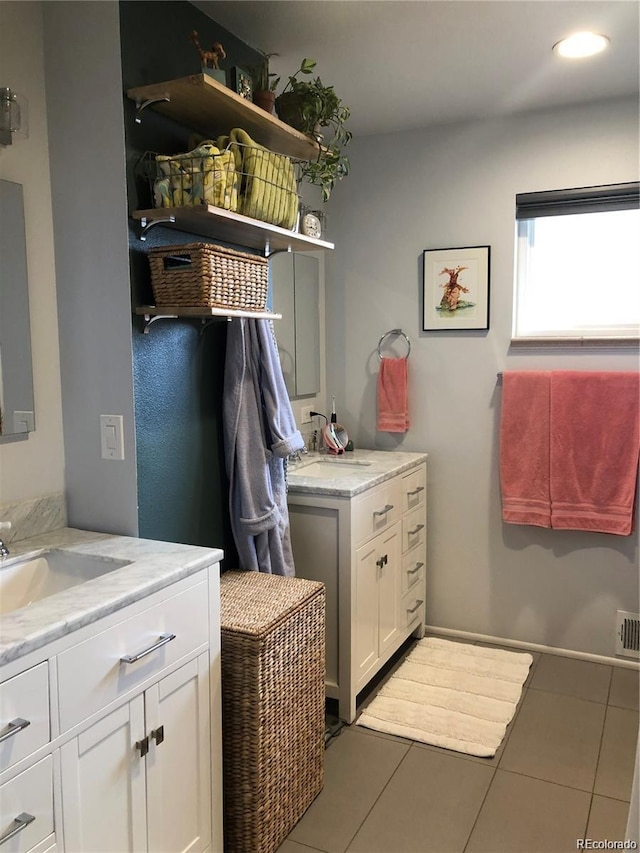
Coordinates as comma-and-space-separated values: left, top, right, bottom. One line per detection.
135, 305, 283, 333
133, 206, 334, 255
127, 74, 321, 161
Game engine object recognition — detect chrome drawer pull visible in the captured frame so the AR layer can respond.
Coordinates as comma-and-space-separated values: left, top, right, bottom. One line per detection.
407, 600, 424, 614
408, 524, 425, 536
120, 632, 176, 664
373, 504, 394, 517
407, 486, 425, 496
407, 562, 424, 575
0, 717, 30, 743
0, 813, 35, 845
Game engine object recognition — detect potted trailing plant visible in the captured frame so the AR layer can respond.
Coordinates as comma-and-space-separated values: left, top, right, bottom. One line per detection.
275, 58, 352, 202
249, 52, 280, 114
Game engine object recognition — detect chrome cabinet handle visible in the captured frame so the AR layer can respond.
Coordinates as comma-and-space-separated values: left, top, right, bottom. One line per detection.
407, 600, 424, 614
0, 717, 30, 743
0, 813, 35, 846
407, 562, 424, 575
373, 504, 394, 517
120, 632, 176, 664
408, 524, 425, 536
407, 486, 425, 496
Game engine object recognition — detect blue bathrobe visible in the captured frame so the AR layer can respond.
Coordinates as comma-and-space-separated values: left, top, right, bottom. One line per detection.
223, 318, 304, 575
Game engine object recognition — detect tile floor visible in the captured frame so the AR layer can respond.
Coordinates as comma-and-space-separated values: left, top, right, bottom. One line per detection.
277, 639, 639, 853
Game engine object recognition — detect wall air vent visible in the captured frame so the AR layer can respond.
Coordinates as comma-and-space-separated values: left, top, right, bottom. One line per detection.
616, 610, 640, 659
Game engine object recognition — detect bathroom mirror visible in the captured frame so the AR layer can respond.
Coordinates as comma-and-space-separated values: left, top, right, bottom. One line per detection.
0, 179, 35, 437
271, 253, 320, 397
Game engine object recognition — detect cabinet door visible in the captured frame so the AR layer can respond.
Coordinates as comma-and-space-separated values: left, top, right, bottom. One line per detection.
354, 525, 400, 689
355, 538, 380, 685
60, 698, 147, 853
145, 655, 212, 853
377, 525, 401, 658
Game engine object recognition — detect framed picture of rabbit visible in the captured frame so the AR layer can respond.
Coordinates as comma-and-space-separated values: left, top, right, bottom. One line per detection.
422, 245, 490, 331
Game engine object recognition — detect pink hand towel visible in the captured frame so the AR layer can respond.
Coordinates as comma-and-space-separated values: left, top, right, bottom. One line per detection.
550, 371, 640, 535
499, 371, 551, 527
377, 357, 409, 433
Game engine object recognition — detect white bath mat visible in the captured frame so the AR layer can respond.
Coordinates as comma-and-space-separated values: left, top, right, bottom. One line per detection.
356, 638, 533, 757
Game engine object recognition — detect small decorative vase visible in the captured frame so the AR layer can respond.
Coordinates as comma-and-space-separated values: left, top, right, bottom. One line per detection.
275, 93, 307, 131
252, 90, 276, 115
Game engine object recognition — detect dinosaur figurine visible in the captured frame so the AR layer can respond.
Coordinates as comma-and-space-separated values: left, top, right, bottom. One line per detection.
190, 31, 226, 70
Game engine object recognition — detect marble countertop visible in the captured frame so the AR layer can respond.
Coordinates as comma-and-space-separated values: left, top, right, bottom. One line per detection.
0, 527, 224, 667
287, 449, 428, 497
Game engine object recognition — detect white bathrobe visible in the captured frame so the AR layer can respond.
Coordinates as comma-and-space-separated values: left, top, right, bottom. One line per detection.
223, 318, 304, 576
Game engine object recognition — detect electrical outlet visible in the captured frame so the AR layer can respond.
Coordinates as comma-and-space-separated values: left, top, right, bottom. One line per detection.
300, 405, 314, 424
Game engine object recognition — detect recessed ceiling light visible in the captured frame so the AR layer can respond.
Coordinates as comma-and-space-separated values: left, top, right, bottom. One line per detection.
553, 32, 610, 59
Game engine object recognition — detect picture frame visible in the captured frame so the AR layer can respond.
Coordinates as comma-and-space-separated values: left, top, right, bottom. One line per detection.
230, 66, 254, 101
422, 245, 490, 331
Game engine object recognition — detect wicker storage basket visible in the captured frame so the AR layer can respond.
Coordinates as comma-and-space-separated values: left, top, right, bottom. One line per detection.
219, 571, 325, 853
147, 242, 268, 310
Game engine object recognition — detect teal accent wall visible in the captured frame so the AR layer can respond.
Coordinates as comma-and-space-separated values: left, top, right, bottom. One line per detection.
121, 1, 261, 563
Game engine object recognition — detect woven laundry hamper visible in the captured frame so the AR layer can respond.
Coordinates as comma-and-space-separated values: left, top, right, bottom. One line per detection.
219, 571, 325, 853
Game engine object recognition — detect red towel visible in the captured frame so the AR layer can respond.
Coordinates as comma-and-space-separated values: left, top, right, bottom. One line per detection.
377, 357, 409, 433
550, 371, 640, 535
499, 371, 552, 527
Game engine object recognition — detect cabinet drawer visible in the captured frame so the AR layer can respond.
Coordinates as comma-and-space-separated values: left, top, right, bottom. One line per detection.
401, 591, 425, 632
0, 755, 54, 852
401, 546, 426, 597
401, 465, 426, 514
58, 579, 209, 731
0, 663, 50, 773
402, 507, 426, 554
353, 478, 402, 546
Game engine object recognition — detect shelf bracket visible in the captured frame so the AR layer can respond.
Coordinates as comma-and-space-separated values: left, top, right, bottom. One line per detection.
198, 318, 228, 335
134, 94, 170, 124
137, 313, 228, 335
138, 214, 176, 241
139, 312, 178, 333
264, 245, 294, 259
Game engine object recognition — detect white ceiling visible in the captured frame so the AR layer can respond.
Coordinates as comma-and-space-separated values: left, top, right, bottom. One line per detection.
195, 0, 639, 136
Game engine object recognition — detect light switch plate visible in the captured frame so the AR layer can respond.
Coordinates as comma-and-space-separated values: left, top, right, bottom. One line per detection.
100, 414, 124, 460
12, 411, 35, 433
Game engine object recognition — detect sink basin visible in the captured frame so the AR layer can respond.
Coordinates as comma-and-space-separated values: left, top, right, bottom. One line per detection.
0, 550, 132, 615
292, 458, 372, 478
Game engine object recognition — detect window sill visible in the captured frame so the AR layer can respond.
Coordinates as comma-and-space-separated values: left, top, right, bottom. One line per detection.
510, 337, 640, 348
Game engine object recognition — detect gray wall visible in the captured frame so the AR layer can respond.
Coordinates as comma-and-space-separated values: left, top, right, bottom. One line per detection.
43, 1, 138, 535
326, 96, 639, 658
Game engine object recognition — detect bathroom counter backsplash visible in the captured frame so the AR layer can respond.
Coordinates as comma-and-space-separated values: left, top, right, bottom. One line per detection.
287, 449, 428, 497
0, 527, 223, 667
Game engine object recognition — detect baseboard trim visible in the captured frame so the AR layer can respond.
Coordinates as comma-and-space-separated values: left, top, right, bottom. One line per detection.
425, 624, 640, 671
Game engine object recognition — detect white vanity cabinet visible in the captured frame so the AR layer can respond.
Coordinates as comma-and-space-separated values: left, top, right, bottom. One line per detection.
58, 572, 214, 853
0, 541, 223, 853
60, 653, 211, 853
288, 454, 427, 722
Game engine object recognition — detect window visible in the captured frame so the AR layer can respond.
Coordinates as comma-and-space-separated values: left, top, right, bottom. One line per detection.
513, 182, 640, 341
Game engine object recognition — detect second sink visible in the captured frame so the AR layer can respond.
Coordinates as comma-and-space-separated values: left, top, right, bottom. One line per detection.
291, 458, 372, 478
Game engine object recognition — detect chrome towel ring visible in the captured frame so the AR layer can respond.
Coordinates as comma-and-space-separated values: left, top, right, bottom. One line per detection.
377, 328, 411, 361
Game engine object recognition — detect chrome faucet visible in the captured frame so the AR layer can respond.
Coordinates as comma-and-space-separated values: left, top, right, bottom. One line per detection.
287, 446, 309, 464
0, 521, 11, 557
